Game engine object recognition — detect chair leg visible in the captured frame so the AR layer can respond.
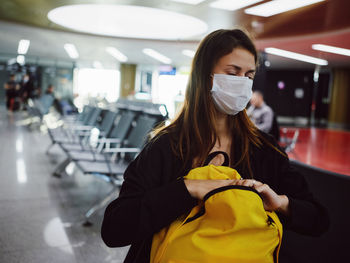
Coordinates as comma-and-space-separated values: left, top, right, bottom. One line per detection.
52, 157, 71, 177
45, 142, 56, 155
83, 186, 119, 226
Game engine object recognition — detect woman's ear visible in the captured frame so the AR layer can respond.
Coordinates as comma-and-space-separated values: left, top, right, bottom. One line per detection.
210, 74, 214, 87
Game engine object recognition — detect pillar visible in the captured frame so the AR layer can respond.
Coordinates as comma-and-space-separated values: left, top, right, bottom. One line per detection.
328, 68, 350, 129
120, 64, 136, 98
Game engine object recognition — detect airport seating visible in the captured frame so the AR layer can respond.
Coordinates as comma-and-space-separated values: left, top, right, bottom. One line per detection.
46, 99, 168, 225
76, 113, 161, 225
46, 106, 104, 154
25, 95, 55, 127
279, 160, 350, 263
31, 94, 55, 116
76, 113, 159, 176
52, 109, 137, 176
58, 108, 118, 151
55, 99, 78, 116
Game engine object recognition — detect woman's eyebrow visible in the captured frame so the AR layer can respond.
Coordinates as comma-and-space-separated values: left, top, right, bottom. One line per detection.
226, 64, 241, 70
226, 64, 256, 73
246, 69, 256, 74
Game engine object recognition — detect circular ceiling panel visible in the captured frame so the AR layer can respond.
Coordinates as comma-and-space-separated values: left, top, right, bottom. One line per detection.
47, 4, 208, 40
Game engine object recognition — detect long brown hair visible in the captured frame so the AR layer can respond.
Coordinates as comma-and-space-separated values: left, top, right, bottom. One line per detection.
153, 29, 280, 177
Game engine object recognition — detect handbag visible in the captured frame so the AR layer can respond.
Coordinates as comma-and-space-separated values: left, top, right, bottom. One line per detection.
151, 151, 283, 263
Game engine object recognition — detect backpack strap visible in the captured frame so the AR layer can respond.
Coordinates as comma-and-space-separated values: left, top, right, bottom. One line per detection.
203, 151, 229, 167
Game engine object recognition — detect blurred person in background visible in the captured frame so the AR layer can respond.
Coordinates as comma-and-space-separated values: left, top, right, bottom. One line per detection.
247, 90, 280, 141
45, 84, 55, 95
247, 90, 273, 133
4, 74, 20, 112
20, 73, 35, 108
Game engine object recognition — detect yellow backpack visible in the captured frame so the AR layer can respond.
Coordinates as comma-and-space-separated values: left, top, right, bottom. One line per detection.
151, 151, 283, 263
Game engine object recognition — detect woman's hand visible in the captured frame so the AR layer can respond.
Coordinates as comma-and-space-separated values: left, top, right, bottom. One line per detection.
185, 178, 290, 215
184, 179, 239, 200
235, 179, 290, 215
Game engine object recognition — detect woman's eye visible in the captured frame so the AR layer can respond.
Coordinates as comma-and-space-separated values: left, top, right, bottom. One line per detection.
246, 74, 255, 80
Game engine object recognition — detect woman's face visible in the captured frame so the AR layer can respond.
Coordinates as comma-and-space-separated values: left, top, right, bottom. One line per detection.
212, 47, 256, 80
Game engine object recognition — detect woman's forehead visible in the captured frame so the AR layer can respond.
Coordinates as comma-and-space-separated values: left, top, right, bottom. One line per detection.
217, 48, 256, 70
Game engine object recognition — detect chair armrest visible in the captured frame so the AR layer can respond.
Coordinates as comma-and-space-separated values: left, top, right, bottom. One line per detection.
103, 148, 140, 153
98, 138, 122, 143
70, 125, 94, 130
76, 131, 92, 136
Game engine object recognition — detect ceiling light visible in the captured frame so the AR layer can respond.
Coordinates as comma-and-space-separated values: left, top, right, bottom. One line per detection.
7, 58, 17, 65
171, 0, 206, 4
106, 47, 128, 62
143, 49, 172, 64
48, 4, 207, 40
264, 60, 271, 67
182, 49, 196, 58
64, 43, 79, 59
17, 39, 30, 55
210, 0, 263, 11
265, 47, 328, 66
93, 61, 103, 69
312, 44, 350, 57
244, 0, 325, 17
17, 55, 25, 65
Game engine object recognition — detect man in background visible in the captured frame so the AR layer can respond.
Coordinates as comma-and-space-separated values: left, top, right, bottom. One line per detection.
247, 90, 279, 140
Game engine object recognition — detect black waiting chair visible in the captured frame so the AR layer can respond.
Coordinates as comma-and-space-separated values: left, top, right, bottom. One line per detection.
52, 110, 137, 177
75, 114, 160, 225
46, 106, 104, 154
51, 109, 122, 176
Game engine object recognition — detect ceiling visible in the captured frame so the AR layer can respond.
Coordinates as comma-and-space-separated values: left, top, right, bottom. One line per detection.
0, 0, 349, 69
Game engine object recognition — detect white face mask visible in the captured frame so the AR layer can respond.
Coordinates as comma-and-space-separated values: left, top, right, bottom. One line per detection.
211, 74, 253, 115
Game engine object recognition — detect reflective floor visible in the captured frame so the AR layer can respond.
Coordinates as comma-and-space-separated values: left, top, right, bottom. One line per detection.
283, 127, 350, 176
0, 107, 128, 263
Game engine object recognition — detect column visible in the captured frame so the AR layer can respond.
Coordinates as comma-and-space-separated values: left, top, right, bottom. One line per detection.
120, 63, 136, 98
328, 68, 350, 129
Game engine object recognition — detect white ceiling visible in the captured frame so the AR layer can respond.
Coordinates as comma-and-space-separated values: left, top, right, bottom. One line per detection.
0, 0, 349, 70
0, 20, 200, 69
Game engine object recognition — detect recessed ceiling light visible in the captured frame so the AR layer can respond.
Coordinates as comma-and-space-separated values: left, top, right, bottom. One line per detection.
245, 0, 325, 17
106, 47, 128, 62
182, 49, 196, 58
48, 4, 207, 40
17, 55, 25, 65
64, 43, 79, 59
210, 0, 263, 11
171, 0, 206, 4
265, 47, 328, 66
143, 48, 172, 64
312, 44, 350, 57
17, 39, 30, 55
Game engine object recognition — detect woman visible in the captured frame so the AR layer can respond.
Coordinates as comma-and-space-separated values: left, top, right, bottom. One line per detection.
101, 29, 329, 262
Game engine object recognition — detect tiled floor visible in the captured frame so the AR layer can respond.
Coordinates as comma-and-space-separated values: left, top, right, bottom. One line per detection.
0, 107, 128, 263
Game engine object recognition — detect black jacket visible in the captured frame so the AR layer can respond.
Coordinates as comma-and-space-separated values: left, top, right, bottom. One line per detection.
101, 132, 329, 263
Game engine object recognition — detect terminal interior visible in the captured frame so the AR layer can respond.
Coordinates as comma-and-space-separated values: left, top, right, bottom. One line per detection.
0, 1, 349, 263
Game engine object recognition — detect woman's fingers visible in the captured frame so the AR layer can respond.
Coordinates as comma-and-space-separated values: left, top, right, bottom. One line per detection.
233, 179, 263, 188
253, 183, 269, 193
185, 179, 239, 199
185, 178, 276, 201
